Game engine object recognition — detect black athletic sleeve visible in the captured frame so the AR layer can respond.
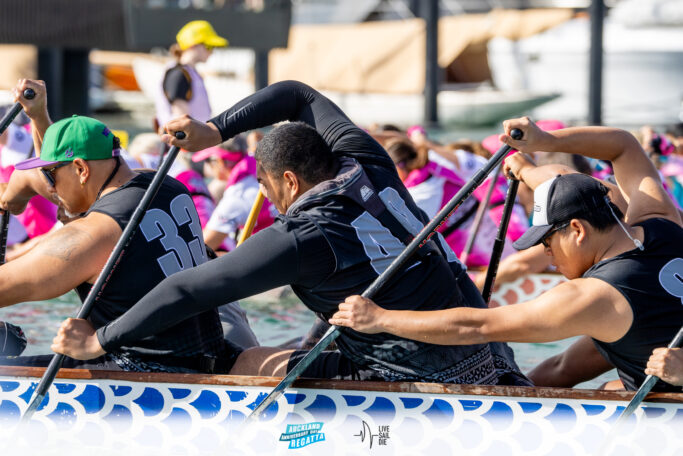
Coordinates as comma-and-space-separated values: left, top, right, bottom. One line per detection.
209, 80, 395, 170
163, 66, 192, 103
96, 219, 335, 352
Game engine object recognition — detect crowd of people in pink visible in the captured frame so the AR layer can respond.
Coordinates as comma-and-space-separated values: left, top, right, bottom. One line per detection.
2, 107, 683, 285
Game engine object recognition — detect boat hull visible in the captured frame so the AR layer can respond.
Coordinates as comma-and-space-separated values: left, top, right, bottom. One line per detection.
1, 367, 681, 455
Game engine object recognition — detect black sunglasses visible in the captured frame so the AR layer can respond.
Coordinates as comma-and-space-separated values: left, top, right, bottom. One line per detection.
41, 162, 69, 187
541, 222, 570, 248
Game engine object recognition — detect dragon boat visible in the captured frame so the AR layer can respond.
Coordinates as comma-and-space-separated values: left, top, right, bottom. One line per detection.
1, 274, 681, 454
0, 366, 682, 455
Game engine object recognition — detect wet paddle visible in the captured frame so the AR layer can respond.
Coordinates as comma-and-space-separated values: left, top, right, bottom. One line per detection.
598, 325, 683, 454
19, 131, 186, 425
236, 190, 265, 247
481, 178, 519, 303
0, 210, 9, 264
0, 88, 35, 135
243, 128, 524, 425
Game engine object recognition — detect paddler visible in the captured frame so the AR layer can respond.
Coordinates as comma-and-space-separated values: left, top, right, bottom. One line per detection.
0, 79, 248, 373
330, 118, 683, 392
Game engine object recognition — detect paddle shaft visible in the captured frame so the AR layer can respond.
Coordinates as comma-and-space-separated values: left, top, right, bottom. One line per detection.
460, 164, 502, 265
0, 90, 35, 265
244, 129, 523, 424
481, 179, 519, 303
237, 191, 265, 246
20, 133, 185, 424
0, 210, 8, 264
0, 89, 35, 135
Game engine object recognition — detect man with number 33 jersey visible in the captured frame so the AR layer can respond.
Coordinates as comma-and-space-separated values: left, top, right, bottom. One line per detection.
0, 79, 236, 373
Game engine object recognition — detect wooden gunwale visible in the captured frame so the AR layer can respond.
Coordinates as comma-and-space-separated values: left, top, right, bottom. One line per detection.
1, 365, 681, 403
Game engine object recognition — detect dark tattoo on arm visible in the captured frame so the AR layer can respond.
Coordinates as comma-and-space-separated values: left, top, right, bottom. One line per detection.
36, 226, 94, 262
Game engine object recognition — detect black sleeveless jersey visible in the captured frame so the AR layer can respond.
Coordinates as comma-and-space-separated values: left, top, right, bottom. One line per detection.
78, 173, 225, 359
586, 218, 683, 392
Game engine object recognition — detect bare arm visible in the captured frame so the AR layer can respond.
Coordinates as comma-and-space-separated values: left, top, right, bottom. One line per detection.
1, 168, 57, 215
528, 336, 614, 387
170, 99, 191, 119
203, 228, 228, 251
500, 118, 680, 226
13, 79, 51, 154
0, 213, 119, 307
330, 278, 632, 345
504, 156, 629, 215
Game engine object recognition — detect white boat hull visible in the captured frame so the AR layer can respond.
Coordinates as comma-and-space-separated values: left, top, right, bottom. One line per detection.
1, 367, 681, 455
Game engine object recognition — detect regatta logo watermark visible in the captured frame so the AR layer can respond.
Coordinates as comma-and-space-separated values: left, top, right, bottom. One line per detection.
354, 420, 390, 449
279, 422, 325, 449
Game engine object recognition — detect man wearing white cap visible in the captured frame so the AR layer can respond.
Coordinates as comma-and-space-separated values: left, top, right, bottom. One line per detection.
329, 117, 683, 392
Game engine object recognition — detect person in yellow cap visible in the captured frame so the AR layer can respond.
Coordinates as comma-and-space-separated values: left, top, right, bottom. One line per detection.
154, 20, 228, 133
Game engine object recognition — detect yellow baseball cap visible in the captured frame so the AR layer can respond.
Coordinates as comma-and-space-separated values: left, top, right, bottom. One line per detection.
176, 20, 228, 51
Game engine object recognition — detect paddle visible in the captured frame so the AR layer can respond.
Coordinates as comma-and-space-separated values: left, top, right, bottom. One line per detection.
460, 164, 501, 265
597, 325, 683, 454
481, 178, 519, 303
0, 210, 8, 265
0, 89, 35, 265
0, 89, 35, 136
19, 131, 186, 425
243, 128, 524, 425
236, 190, 265, 247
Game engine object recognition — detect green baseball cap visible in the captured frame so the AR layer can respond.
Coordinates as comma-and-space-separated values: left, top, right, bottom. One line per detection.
15, 115, 120, 170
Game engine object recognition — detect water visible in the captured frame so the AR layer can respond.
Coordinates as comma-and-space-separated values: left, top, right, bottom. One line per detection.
0, 290, 615, 389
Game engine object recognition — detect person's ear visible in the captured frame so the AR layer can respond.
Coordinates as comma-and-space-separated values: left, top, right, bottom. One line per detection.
283, 170, 299, 194
571, 219, 587, 245
72, 158, 89, 185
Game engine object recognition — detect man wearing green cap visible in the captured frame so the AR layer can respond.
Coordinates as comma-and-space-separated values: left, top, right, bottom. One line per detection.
0, 79, 237, 373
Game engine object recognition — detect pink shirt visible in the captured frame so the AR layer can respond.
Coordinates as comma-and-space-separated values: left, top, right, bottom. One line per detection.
0, 161, 57, 239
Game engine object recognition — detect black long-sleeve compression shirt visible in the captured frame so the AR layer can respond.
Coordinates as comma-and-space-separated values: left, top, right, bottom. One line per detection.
97, 81, 385, 351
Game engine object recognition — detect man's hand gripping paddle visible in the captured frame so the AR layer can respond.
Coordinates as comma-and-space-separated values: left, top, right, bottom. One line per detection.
597, 326, 683, 455
0, 88, 34, 135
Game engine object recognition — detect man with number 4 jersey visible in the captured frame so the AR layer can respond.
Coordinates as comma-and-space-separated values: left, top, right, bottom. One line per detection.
0, 79, 241, 373
329, 119, 683, 392
52, 81, 529, 385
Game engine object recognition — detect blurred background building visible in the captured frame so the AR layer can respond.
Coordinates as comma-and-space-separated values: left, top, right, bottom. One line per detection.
0, 0, 681, 134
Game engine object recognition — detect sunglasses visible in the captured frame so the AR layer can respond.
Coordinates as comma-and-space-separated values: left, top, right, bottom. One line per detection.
541, 222, 570, 248
41, 162, 69, 187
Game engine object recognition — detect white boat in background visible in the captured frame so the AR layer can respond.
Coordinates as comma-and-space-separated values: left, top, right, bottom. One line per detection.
131, 56, 558, 128
314, 87, 559, 128
488, 0, 683, 126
